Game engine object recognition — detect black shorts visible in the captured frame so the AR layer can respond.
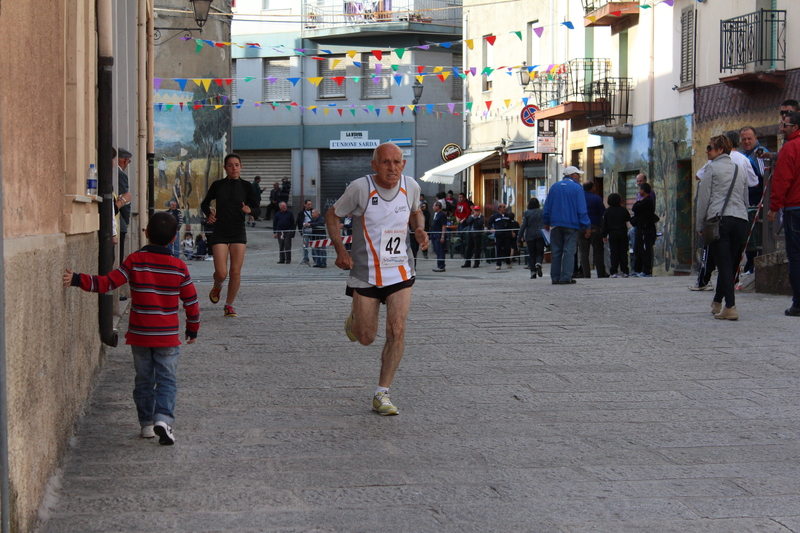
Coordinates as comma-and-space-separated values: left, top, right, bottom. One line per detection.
345, 278, 415, 305
208, 229, 247, 246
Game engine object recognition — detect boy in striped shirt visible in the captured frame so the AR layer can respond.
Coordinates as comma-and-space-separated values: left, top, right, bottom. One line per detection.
63, 212, 200, 445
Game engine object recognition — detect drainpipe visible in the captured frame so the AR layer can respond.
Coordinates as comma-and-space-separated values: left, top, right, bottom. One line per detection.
0, 87, 11, 533
147, 0, 156, 231
299, 42, 305, 207
137, 0, 149, 246
98, 0, 119, 347
648, 4, 655, 183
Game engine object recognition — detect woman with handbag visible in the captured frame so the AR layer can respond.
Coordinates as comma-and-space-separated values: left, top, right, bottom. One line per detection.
695, 135, 750, 320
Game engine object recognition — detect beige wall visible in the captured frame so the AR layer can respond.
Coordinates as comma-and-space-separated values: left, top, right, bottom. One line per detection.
1, 0, 107, 531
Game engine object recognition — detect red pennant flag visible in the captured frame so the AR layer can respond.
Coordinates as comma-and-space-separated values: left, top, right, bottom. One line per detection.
332, 76, 345, 86
387, 105, 396, 114
437, 74, 445, 83
372, 50, 382, 61
179, 102, 184, 111
215, 42, 225, 48
400, 106, 406, 115
214, 79, 224, 87
610, 10, 621, 16
417, 65, 425, 74
485, 35, 497, 46
485, 100, 492, 110
337, 109, 343, 116
225, 78, 233, 85
193, 104, 202, 110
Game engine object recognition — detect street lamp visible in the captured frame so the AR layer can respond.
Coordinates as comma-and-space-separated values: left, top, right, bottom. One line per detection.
518, 61, 531, 88
190, 0, 213, 29
412, 80, 424, 105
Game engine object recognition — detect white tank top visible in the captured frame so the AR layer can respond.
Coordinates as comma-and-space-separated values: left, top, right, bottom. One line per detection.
351, 175, 414, 287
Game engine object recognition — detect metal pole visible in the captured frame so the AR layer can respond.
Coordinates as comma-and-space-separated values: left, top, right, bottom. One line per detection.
0, 80, 11, 533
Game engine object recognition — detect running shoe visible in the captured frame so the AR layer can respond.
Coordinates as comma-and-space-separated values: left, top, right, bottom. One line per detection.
689, 282, 712, 291
209, 285, 221, 304
536, 263, 543, 277
345, 311, 357, 342
140, 425, 155, 439
224, 304, 237, 317
372, 391, 399, 416
153, 421, 175, 445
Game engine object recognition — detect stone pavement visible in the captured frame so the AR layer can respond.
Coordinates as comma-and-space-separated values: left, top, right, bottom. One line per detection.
38, 222, 800, 533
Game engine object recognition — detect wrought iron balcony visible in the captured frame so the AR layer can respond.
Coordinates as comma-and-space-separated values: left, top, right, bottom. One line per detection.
720, 9, 785, 72
303, 0, 462, 30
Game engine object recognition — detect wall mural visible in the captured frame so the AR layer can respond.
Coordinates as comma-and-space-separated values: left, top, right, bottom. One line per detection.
604, 115, 693, 274
153, 84, 231, 234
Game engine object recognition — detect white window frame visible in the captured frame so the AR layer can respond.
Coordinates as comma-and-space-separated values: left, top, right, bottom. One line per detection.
263, 58, 292, 103
482, 35, 493, 92
360, 52, 392, 99
318, 55, 347, 100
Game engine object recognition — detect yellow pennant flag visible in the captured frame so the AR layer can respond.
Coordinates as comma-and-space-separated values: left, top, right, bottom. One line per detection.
308, 106, 317, 110
407, 105, 416, 112
415, 75, 425, 84
433, 66, 443, 73
347, 50, 357, 58
324, 109, 329, 116
214, 105, 223, 110
440, 71, 451, 81
332, 59, 341, 70
465, 39, 474, 50
193, 79, 203, 88
586, 15, 597, 23
202, 79, 212, 91
307, 77, 323, 86
504, 99, 511, 108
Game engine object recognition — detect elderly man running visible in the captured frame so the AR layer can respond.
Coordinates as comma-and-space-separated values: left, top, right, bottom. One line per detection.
325, 143, 429, 416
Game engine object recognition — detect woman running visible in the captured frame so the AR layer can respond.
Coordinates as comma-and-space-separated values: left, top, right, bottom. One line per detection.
200, 154, 261, 317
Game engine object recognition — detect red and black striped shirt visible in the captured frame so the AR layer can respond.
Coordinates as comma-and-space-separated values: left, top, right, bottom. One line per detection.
71, 245, 200, 347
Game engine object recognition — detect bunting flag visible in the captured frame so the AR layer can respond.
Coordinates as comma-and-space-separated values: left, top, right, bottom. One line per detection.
307, 77, 323, 86
372, 50, 382, 61
154, 78, 162, 91
561, 21, 575, 30
485, 35, 497, 46
513, 31, 522, 41
394, 48, 405, 59
534, 27, 545, 38
465, 39, 474, 50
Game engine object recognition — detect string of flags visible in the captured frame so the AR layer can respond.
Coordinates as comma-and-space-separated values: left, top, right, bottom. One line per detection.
153, 63, 568, 93
154, 93, 542, 119
182, 0, 674, 56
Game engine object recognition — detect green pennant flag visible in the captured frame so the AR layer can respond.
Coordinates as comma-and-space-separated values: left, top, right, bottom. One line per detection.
394, 48, 405, 59
513, 31, 522, 40
353, 77, 361, 83
391, 64, 400, 72
368, 105, 375, 113
350, 109, 356, 116
481, 67, 494, 76
195, 39, 203, 54
244, 76, 256, 82
466, 102, 473, 111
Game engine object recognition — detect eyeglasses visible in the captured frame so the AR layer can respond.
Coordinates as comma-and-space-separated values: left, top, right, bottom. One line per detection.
780, 110, 791, 117
705, 145, 714, 152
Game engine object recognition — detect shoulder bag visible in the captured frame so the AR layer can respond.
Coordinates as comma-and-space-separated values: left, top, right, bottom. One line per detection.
703, 166, 739, 247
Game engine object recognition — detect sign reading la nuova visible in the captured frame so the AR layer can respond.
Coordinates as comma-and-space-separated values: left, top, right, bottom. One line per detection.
330, 130, 379, 149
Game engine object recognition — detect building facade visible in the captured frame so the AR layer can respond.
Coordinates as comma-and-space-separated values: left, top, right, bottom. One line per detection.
231, 0, 464, 209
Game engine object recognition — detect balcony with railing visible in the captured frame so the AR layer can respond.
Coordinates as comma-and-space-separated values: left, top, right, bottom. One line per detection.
522, 58, 632, 132
719, 9, 786, 93
303, 0, 462, 34
581, 0, 640, 29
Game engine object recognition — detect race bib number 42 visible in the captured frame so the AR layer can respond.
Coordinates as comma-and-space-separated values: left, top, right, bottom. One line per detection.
380, 227, 408, 265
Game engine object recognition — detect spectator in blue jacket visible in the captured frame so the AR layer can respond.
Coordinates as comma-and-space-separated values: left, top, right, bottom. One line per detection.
577, 181, 608, 278
543, 166, 591, 285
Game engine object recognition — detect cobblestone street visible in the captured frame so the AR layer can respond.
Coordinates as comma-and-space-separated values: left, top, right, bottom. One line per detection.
39, 225, 800, 533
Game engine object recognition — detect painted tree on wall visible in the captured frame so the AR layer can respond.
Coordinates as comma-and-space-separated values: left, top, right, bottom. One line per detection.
192, 81, 231, 192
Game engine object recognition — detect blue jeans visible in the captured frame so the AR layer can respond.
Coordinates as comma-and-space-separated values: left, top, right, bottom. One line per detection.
302, 234, 312, 262
170, 232, 180, 257
550, 226, 579, 282
784, 209, 800, 308
131, 345, 180, 428
312, 243, 327, 266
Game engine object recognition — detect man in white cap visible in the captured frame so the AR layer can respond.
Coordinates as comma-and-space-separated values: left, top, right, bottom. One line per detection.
542, 166, 591, 284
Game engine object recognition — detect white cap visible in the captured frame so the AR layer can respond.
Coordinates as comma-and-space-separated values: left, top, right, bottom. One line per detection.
562, 166, 585, 176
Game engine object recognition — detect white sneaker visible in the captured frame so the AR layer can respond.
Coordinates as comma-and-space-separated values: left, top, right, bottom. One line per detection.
140, 425, 155, 439
154, 421, 175, 445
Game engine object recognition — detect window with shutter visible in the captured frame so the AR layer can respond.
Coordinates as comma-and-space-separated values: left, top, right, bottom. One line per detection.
263, 58, 291, 103
482, 36, 493, 92
680, 8, 695, 86
318, 55, 346, 99
452, 53, 463, 100
231, 60, 237, 102
360, 52, 391, 99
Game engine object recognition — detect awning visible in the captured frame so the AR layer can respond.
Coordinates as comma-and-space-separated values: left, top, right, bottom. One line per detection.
420, 151, 498, 184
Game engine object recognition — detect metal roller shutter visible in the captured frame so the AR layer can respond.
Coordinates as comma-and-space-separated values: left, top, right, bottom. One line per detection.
319, 149, 374, 213
236, 150, 292, 183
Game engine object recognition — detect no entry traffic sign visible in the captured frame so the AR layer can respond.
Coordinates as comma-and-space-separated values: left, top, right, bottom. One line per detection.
520, 105, 539, 127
